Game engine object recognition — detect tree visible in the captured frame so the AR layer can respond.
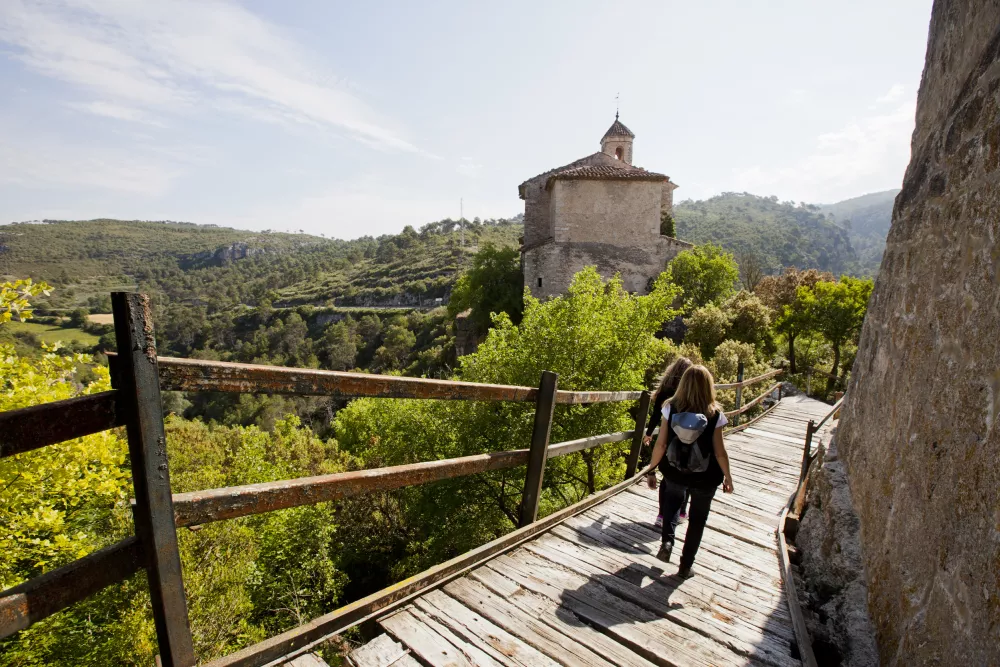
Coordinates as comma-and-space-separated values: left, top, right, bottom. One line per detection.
373, 324, 416, 370
799, 276, 874, 392
723, 290, 772, 350
68, 308, 90, 328
660, 211, 676, 238
322, 319, 358, 371
447, 242, 524, 334
684, 304, 730, 358
735, 248, 766, 292
757, 267, 834, 372
666, 243, 739, 311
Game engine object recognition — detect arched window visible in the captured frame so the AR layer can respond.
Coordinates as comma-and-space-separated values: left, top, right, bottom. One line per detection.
537, 277, 543, 288
615, 146, 623, 160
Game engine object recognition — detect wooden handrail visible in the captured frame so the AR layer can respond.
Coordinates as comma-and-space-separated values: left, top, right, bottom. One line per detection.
724, 382, 782, 418
714, 368, 782, 390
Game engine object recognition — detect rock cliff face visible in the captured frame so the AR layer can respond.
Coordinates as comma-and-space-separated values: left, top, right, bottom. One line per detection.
836, 2, 1000, 664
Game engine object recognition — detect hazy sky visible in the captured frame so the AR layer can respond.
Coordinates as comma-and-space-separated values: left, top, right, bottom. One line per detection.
1, 0, 932, 238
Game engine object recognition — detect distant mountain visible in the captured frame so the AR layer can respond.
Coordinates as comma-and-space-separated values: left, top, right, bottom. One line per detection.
674, 193, 860, 275
819, 189, 898, 274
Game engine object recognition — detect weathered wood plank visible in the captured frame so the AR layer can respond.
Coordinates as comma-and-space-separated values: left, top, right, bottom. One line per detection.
0, 391, 123, 459
380, 608, 477, 667
347, 634, 407, 667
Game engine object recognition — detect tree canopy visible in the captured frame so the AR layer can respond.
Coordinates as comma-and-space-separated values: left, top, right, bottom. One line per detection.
666, 243, 739, 311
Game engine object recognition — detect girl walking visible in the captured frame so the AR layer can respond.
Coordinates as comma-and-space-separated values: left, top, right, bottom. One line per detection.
642, 356, 693, 527
647, 365, 734, 579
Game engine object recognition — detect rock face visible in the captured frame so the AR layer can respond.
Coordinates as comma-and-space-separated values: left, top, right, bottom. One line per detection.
836, 3, 1000, 664
796, 429, 879, 667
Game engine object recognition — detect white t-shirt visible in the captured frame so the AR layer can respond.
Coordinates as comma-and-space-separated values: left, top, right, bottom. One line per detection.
663, 404, 728, 429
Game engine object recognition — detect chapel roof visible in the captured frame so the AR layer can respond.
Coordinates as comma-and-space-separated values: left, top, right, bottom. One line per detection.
602, 116, 635, 140
546, 164, 667, 187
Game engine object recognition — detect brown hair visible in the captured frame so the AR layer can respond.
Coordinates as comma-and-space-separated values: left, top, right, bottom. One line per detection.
669, 365, 721, 417
657, 356, 693, 399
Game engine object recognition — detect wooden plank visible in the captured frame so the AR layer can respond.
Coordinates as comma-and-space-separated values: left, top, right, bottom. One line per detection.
286, 654, 329, 667
0, 537, 143, 639
380, 608, 477, 667
397, 604, 506, 667
468, 568, 658, 667
415, 590, 560, 667
489, 552, 748, 667
442, 578, 611, 667
347, 634, 407, 667
202, 472, 645, 667
522, 540, 799, 667
540, 527, 793, 632
743, 429, 807, 446
172, 449, 530, 527
0, 391, 123, 459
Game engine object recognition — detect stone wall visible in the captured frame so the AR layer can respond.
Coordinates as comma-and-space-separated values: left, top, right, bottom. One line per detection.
549, 179, 662, 245
523, 235, 690, 298
836, 3, 1000, 664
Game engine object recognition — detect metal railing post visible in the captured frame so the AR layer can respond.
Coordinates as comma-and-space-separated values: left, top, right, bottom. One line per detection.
112, 293, 195, 667
624, 390, 652, 479
518, 370, 558, 528
799, 419, 816, 484
732, 362, 745, 427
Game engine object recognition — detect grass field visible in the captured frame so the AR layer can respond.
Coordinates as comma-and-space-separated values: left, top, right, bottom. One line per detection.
3, 321, 101, 346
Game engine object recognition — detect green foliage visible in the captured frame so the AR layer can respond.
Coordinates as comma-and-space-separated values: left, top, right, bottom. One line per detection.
447, 242, 524, 334
723, 291, 772, 350
0, 278, 51, 324
659, 211, 676, 238
684, 304, 730, 358
819, 189, 898, 275
675, 192, 860, 275
758, 267, 835, 373
335, 267, 681, 575
799, 276, 874, 388
667, 243, 739, 310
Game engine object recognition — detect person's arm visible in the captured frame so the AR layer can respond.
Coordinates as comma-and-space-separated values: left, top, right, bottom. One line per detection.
648, 416, 669, 471
644, 391, 664, 441
713, 428, 734, 493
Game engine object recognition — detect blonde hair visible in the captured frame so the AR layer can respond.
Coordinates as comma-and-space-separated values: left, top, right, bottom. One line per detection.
669, 365, 721, 417
656, 356, 693, 398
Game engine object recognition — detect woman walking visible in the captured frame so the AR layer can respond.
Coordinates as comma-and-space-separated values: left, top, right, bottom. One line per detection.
642, 356, 693, 527
648, 365, 734, 579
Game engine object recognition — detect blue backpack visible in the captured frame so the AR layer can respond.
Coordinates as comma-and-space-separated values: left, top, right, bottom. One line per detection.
665, 410, 711, 474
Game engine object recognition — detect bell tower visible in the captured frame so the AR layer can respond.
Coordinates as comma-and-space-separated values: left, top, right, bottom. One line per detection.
600, 113, 635, 165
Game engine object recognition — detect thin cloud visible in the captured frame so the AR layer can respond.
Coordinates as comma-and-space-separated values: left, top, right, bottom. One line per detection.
67, 101, 166, 126
732, 91, 916, 204
0, 0, 419, 152
874, 83, 906, 107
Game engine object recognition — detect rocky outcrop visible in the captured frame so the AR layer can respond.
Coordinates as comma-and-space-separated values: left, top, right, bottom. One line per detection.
835, 3, 1000, 664
796, 429, 879, 667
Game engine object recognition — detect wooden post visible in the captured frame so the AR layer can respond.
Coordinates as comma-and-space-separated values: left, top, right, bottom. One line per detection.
799, 420, 816, 484
518, 370, 558, 528
112, 293, 196, 667
731, 362, 745, 427
834, 391, 844, 419
624, 390, 652, 479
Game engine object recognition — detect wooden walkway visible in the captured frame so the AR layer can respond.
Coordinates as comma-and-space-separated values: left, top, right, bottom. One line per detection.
347, 396, 832, 667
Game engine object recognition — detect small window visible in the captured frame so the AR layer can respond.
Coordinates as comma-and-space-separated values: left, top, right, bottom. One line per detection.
537, 277, 543, 288
615, 147, 623, 160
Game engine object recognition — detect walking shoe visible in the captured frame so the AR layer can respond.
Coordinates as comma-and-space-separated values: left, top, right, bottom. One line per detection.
654, 514, 663, 528
656, 544, 672, 563
676, 565, 694, 579
679, 509, 688, 520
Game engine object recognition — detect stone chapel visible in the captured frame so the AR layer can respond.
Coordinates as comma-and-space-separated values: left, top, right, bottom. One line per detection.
518, 116, 690, 298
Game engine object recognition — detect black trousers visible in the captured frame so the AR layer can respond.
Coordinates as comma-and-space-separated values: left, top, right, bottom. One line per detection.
659, 478, 716, 568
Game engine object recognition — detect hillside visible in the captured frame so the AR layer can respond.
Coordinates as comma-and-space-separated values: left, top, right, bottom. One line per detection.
0, 217, 521, 313
819, 189, 898, 273
674, 193, 861, 275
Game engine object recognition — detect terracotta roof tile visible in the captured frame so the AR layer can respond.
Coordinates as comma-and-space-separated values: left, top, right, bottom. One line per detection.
602, 118, 635, 139
547, 164, 668, 187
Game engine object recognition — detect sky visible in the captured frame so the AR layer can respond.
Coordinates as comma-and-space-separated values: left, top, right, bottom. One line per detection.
0, 0, 933, 239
